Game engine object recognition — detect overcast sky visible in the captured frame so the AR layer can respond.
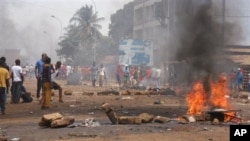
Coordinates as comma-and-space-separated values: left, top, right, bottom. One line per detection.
1, 0, 133, 62
7, 0, 133, 35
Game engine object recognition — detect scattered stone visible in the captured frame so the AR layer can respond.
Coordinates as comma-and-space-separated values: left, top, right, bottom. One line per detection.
182, 115, 196, 123
153, 116, 171, 123
101, 103, 118, 124
238, 93, 249, 99
51, 117, 75, 128
138, 113, 154, 123
64, 90, 73, 95
82, 92, 94, 96
38, 113, 75, 128
97, 90, 119, 96
178, 117, 189, 124
10, 138, 20, 141
117, 116, 142, 124
0, 137, 7, 141
212, 118, 220, 125
154, 100, 164, 104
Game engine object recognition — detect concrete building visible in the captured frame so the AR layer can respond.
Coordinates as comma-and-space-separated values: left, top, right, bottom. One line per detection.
133, 0, 168, 66
133, 0, 250, 64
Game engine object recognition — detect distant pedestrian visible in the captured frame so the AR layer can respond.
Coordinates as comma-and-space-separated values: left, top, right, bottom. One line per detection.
10, 59, 24, 104
90, 62, 98, 87
66, 64, 72, 77
35, 53, 47, 100
123, 64, 130, 87
0, 59, 10, 114
116, 64, 122, 86
98, 64, 106, 87
234, 68, 243, 92
40, 56, 52, 109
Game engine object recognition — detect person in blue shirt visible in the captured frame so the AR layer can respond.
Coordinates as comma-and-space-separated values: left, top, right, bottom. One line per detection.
234, 68, 243, 92
35, 53, 47, 100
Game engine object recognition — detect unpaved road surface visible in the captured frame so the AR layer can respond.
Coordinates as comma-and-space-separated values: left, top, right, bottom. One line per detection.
0, 78, 250, 141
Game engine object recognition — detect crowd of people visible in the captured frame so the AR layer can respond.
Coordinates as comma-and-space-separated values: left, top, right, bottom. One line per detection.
0, 52, 165, 114
0, 53, 64, 113
115, 64, 162, 88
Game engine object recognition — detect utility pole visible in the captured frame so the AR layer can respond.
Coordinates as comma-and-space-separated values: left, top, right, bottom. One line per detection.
222, 0, 226, 48
92, 0, 97, 62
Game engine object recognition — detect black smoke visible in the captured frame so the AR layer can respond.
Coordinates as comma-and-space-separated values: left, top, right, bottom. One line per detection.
173, 1, 237, 91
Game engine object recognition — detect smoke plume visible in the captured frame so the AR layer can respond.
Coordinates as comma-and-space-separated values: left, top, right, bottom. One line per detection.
173, 1, 238, 91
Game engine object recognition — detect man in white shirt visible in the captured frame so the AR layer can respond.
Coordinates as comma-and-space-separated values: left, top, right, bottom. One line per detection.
98, 64, 106, 87
66, 64, 72, 77
51, 61, 63, 102
11, 59, 24, 104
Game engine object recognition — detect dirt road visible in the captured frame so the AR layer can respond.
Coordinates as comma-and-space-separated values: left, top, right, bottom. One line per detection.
0, 78, 249, 141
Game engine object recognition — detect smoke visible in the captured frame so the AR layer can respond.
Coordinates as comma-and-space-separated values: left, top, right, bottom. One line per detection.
0, 0, 60, 64
173, 0, 238, 91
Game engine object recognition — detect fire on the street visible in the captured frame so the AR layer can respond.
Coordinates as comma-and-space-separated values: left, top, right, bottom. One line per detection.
186, 74, 237, 122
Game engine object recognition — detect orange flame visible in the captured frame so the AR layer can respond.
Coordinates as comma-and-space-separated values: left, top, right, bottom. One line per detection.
209, 75, 230, 109
186, 74, 235, 122
186, 81, 206, 115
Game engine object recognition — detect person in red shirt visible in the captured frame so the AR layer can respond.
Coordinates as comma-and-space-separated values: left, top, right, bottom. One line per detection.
116, 65, 122, 86
145, 67, 151, 86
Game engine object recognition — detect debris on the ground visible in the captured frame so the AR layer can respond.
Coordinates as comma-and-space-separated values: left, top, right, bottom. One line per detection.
153, 99, 164, 104
212, 118, 220, 125
120, 96, 133, 100
64, 90, 73, 95
68, 133, 97, 138
119, 88, 177, 96
238, 93, 249, 99
84, 118, 101, 127
153, 116, 171, 123
101, 103, 118, 124
117, 116, 142, 124
138, 113, 154, 123
0, 136, 8, 141
82, 92, 94, 96
101, 103, 165, 124
10, 138, 20, 141
38, 112, 75, 128
182, 115, 196, 123
97, 90, 119, 96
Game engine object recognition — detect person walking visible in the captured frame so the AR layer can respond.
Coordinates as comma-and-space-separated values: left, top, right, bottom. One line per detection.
90, 62, 98, 87
35, 53, 47, 100
10, 59, 24, 104
98, 64, 106, 87
40, 56, 53, 109
0, 57, 10, 94
0, 59, 10, 114
51, 61, 63, 102
116, 64, 122, 87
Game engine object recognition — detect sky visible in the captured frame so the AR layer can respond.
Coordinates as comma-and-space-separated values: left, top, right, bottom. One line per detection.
0, 0, 133, 63
8, 0, 133, 35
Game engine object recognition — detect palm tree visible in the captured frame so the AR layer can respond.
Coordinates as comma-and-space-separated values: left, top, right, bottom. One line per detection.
70, 4, 104, 49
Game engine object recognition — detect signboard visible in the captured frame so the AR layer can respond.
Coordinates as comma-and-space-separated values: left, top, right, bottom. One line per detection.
118, 39, 153, 66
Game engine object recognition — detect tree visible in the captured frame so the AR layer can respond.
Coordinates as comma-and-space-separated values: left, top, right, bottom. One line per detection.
70, 5, 104, 49
109, 2, 134, 45
57, 4, 104, 65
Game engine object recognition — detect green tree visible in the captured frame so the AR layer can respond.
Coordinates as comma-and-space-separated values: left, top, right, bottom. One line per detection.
57, 4, 104, 65
70, 5, 104, 49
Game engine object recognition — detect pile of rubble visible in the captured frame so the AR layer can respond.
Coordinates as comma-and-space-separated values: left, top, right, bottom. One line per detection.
101, 103, 171, 124
38, 113, 75, 128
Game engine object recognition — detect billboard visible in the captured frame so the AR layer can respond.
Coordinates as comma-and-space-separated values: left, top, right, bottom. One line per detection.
118, 39, 153, 66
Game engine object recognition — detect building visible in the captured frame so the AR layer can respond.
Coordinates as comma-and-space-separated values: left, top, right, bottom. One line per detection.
133, 0, 250, 64
133, 0, 168, 66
